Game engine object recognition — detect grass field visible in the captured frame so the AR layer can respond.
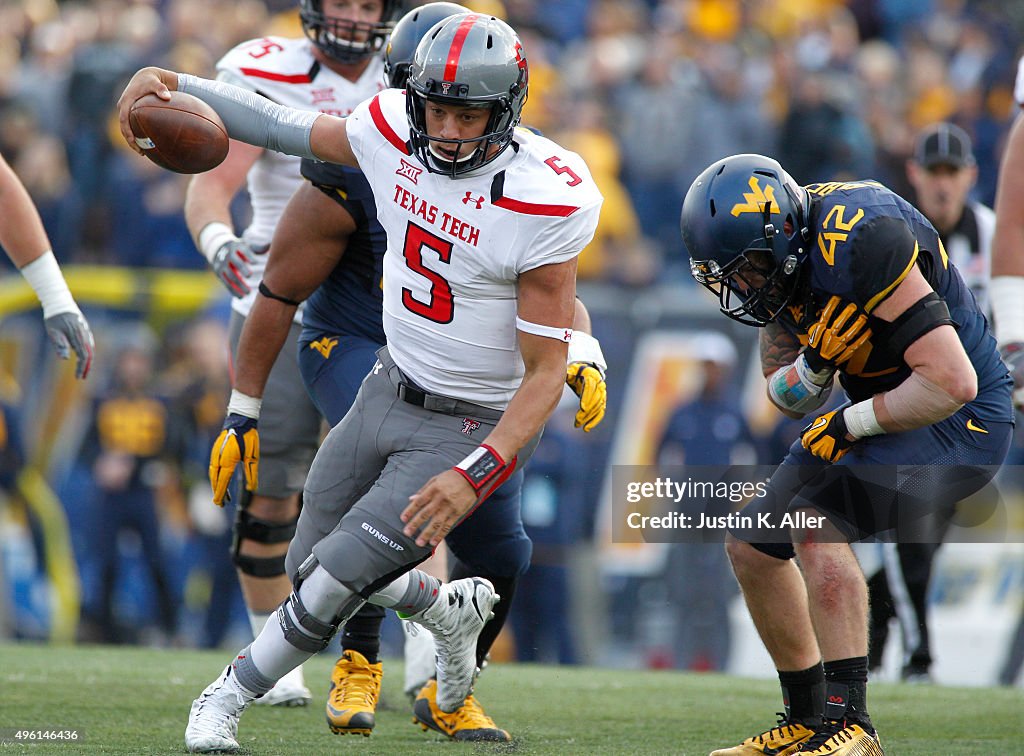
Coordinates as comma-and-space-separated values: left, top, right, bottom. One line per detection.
1, 642, 1021, 754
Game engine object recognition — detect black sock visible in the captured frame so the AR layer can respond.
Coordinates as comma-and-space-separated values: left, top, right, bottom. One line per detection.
823, 657, 872, 730
447, 559, 518, 670
341, 603, 385, 664
778, 663, 825, 725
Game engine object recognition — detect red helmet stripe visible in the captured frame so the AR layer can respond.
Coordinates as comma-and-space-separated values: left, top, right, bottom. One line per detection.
443, 14, 479, 83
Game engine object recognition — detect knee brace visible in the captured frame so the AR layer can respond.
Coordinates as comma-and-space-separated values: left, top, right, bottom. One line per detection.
278, 555, 366, 653
232, 490, 300, 578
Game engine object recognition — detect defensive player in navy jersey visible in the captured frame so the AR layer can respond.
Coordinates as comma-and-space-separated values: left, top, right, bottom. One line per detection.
680, 154, 1012, 756
202, 4, 608, 743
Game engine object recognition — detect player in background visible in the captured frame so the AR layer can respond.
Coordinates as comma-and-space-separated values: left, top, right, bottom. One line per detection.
991, 56, 1024, 404
216, 2, 606, 741
183, 0, 400, 707
117, 12, 603, 754
1, 152, 93, 379
681, 154, 1011, 755
988, 52, 1024, 691
866, 122, 996, 684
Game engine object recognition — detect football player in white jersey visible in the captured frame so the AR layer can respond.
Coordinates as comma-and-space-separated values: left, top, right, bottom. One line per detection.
991, 54, 1024, 410
1, 151, 93, 379
183, 0, 398, 707
118, 13, 602, 754
214, 3, 607, 741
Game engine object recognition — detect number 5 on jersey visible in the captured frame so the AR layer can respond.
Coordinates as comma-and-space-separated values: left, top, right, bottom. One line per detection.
402, 222, 454, 323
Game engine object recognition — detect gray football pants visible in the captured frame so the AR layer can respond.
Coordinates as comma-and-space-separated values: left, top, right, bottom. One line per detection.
285, 346, 536, 597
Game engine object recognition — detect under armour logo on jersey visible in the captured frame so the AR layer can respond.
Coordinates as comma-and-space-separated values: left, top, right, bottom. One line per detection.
396, 158, 422, 185
462, 192, 485, 209
372, 361, 383, 375
308, 336, 338, 359
310, 87, 335, 105
461, 418, 481, 436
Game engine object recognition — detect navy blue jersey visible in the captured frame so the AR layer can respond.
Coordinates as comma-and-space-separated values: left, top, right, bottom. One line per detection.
781, 180, 1012, 424
298, 158, 387, 344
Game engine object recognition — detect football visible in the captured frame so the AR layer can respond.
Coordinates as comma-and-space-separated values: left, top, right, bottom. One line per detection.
129, 91, 229, 174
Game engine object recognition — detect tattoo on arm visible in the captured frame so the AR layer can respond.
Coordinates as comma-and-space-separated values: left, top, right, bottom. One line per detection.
760, 322, 802, 377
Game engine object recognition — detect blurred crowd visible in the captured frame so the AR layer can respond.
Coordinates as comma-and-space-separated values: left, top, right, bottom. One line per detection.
0, 0, 1023, 679
0, 0, 1020, 277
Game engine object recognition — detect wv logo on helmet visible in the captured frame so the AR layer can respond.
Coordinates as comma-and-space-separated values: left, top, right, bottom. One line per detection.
732, 177, 780, 217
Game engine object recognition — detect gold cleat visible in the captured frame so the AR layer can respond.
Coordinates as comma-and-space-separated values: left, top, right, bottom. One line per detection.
711, 715, 816, 756
794, 721, 883, 755
324, 650, 382, 737
412, 679, 510, 742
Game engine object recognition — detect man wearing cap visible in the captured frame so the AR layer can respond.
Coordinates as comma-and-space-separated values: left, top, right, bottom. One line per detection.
864, 122, 997, 684
906, 123, 995, 314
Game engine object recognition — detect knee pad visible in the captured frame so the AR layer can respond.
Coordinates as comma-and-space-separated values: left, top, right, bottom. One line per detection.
232, 495, 299, 578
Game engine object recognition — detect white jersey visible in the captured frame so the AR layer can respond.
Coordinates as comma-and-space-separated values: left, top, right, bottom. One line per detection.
345, 89, 602, 409
215, 36, 385, 318
1015, 55, 1024, 107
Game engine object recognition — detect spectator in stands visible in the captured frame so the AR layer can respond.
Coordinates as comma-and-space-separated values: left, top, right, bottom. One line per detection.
78, 327, 180, 644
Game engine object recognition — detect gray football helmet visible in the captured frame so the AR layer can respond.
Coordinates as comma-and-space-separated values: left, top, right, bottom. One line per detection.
405, 13, 529, 177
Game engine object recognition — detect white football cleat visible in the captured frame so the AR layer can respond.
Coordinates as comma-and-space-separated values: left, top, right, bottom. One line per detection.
252, 665, 311, 707
404, 578, 498, 713
185, 665, 255, 753
402, 620, 437, 700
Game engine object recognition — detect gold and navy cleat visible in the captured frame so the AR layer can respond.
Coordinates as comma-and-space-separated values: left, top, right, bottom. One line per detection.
324, 650, 382, 737
412, 679, 510, 742
710, 714, 816, 756
793, 720, 883, 755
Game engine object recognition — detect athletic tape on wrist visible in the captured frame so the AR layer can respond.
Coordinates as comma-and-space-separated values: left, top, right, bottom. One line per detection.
228, 389, 262, 419
843, 398, 885, 438
198, 221, 236, 264
454, 444, 506, 494
767, 354, 834, 415
19, 250, 78, 318
567, 331, 607, 373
